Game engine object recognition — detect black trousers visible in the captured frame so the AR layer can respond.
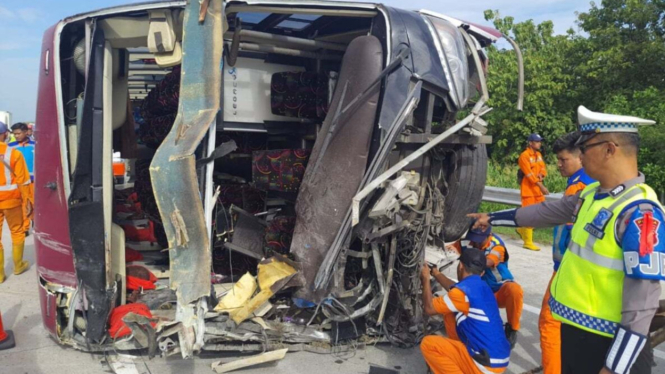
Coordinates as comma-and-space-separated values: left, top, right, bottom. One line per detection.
561, 324, 654, 374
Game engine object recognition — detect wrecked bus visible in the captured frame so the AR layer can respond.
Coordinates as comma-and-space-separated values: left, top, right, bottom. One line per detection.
34, 0, 522, 357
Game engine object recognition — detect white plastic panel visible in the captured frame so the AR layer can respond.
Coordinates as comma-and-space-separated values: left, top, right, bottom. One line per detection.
222, 57, 304, 124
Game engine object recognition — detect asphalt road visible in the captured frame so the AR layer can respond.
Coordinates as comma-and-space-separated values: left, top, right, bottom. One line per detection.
2, 226, 665, 374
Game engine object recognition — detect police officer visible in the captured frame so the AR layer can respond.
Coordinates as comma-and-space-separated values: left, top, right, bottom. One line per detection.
469, 106, 664, 374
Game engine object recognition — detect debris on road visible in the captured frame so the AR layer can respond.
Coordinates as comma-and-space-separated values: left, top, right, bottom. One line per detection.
211, 348, 289, 373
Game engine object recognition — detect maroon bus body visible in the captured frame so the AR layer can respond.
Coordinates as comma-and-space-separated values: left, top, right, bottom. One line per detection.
34, 23, 78, 338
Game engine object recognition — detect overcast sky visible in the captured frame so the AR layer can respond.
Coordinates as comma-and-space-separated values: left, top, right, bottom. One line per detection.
0, 0, 592, 122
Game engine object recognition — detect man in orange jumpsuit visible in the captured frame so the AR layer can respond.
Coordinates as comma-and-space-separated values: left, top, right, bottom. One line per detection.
0, 121, 32, 283
420, 249, 511, 374
538, 131, 593, 374
517, 133, 549, 250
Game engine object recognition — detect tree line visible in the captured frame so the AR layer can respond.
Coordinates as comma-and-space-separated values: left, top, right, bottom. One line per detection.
482, 0, 665, 199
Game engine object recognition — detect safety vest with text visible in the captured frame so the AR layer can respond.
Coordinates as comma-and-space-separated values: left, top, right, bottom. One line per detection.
454, 275, 511, 371
549, 182, 662, 337
482, 235, 514, 293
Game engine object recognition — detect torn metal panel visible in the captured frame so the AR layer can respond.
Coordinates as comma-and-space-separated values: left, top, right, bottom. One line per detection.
38, 266, 79, 286
122, 313, 158, 358
149, 0, 224, 358
67, 24, 115, 344
223, 206, 266, 260
204, 319, 330, 344
291, 35, 383, 303
425, 244, 460, 271
149, 0, 223, 306
314, 81, 423, 292
175, 298, 209, 357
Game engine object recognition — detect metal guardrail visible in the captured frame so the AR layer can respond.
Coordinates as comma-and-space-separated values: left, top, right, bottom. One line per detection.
483, 186, 563, 206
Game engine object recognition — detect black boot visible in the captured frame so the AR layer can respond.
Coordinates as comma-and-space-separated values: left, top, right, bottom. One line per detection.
504, 323, 517, 349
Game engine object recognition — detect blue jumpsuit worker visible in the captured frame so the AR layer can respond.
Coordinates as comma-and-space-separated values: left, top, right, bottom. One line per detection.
9, 122, 35, 235
470, 106, 664, 374
420, 248, 511, 374
466, 227, 523, 349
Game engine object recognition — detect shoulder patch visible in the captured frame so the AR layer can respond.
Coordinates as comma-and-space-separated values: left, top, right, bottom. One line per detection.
610, 185, 626, 197
622, 204, 665, 281
634, 213, 660, 256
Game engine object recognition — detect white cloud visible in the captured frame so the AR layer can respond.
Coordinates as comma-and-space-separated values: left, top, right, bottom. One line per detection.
0, 26, 42, 51
0, 42, 24, 51
15, 8, 44, 23
0, 7, 44, 23
0, 6, 15, 19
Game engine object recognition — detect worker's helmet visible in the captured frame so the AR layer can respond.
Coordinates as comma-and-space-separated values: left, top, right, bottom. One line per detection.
465, 225, 492, 243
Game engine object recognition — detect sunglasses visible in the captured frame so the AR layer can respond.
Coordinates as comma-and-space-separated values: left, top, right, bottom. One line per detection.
580, 140, 618, 154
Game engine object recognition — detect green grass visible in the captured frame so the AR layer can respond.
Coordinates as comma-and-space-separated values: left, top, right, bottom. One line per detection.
486, 161, 568, 193
482, 161, 565, 246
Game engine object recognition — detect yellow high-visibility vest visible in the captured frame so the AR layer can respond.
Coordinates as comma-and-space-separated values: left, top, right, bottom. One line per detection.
549, 182, 662, 337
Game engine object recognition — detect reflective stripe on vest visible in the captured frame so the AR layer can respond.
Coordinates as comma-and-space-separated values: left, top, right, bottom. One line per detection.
548, 296, 619, 335
550, 182, 662, 337
490, 268, 503, 283
484, 237, 511, 288
488, 242, 504, 282
0, 146, 17, 192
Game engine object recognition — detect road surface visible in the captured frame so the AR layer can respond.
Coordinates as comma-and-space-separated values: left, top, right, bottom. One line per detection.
1, 226, 664, 374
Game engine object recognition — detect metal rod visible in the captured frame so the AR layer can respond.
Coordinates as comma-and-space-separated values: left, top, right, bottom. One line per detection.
377, 236, 397, 325
459, 28, 489, 103
371, 243, 385, 295
227, 18, 242, 67
238, 43, 342, 60
502, 34, 524, 111
227, 29, 347, 51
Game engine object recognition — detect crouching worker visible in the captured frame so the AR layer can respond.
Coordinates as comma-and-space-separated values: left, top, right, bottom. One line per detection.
420, 248, 511, 374
466, 226, 524, 348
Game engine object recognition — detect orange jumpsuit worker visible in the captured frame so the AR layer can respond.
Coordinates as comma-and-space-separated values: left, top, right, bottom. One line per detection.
0, 121, 32, 283
538, 131, 594, 374
517, 133, 549, 250
421, 249, 511, 374
466, 226, 523, 348
9, 122, 35, 235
